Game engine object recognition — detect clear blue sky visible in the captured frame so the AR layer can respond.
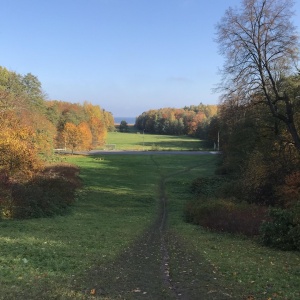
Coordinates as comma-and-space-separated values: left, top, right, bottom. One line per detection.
1, 0, 300, 117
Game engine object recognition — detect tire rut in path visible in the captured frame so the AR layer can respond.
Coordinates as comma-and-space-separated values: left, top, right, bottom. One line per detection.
77, 158, 236, 299
159, 176, 181, 300
78, 172, 180, 299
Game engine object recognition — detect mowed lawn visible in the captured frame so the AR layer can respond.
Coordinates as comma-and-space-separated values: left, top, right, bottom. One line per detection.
104, 131, 210, 151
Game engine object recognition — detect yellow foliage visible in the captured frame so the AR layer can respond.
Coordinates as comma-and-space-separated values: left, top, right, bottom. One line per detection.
0, 116, 42, 179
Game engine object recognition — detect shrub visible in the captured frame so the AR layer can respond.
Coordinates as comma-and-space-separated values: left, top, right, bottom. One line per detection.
1, 164, 81, 219
260, 205, 300, 251
185, 199, 268, 236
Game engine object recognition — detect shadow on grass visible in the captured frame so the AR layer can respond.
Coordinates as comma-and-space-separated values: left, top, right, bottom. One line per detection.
139, 140, 211, 150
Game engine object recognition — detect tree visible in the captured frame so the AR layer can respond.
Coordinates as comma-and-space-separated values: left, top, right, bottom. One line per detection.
119, 120, 129, 132
63, 122, 81, 154
22, 73, 46, 112
0, 112, 42, 179
78, 122, 93, 150
216, 0, 300, 151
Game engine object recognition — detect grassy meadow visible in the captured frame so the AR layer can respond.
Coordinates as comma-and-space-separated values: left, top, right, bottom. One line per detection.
104, 127, 210, 151
165, 167, 300, 300
0, 155, 160, 299
0, 135, 299, 299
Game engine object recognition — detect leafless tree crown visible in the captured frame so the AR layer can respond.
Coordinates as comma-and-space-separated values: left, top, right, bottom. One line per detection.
216, 0, 299, 100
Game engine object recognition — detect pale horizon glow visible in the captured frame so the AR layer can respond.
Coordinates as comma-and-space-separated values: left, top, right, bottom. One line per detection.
1, 0, 300, 117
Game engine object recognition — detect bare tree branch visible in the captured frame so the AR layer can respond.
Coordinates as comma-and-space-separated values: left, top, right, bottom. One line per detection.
216, 0, 300, 150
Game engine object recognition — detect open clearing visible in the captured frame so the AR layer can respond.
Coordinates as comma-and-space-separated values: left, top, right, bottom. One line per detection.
104, 131, 211, 151
0, 154, 299, 299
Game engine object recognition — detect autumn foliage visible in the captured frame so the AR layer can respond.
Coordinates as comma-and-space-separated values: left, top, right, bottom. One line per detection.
0, 66, 114, 219
135, 104, 218, 138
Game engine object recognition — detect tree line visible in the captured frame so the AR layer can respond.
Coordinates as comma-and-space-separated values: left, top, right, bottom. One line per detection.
186, 0, 300, 251
135, 104, 218, 139
215, 0, 300, 208
0, 66, 114, 177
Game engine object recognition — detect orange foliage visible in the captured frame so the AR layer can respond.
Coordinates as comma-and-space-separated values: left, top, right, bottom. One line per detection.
48, 100, 110, 149
89, 116, 107, 147
63, 121, 94, 152
78, 122, 93, 150
63, 122, 81, 153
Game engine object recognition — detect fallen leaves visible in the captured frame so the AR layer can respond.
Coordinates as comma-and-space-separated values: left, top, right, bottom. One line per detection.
90, 289, 96, 295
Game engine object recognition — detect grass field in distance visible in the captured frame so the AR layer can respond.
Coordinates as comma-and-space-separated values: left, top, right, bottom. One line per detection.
103, 125, 211, 151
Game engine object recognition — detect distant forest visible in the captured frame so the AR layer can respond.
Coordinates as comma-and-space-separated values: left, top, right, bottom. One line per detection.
135, 104, 218, 143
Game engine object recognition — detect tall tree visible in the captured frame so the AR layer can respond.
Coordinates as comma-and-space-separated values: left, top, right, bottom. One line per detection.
119, 120, 129, 132
63, 122, 81, 154
22, 73, 46, 112
78, 122, 93, 150
216, 0, 300, 150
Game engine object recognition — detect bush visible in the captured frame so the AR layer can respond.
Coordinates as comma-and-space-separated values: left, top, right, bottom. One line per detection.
1, 164, 81, 219
185, 199, 268, 236
260, 205, 300, 251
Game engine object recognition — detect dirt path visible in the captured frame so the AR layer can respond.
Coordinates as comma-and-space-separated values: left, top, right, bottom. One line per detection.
77, 157, 237, 299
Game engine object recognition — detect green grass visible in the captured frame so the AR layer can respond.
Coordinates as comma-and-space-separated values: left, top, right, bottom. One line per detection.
104, 131, 210, 151
0, 154, 299, 299
164, 162, 300, 300
0, 155, 160, 299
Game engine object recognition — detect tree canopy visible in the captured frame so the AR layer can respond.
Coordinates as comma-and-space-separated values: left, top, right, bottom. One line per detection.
135, 104, 218, 139
216, 0, 300, 150
0, 66, 114, 180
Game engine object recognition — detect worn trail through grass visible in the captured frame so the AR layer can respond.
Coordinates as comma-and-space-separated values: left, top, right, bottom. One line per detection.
80, 155, 234, 299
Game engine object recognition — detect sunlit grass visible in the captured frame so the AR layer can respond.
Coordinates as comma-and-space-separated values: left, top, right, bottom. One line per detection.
105, 131, 209, 151
0, 155, 160, 299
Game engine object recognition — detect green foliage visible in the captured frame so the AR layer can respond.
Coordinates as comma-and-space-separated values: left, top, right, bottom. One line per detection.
119, 120, 129, 132
190, 176, 226, 197
217, 87, 300, 207
260, 206, 300, 251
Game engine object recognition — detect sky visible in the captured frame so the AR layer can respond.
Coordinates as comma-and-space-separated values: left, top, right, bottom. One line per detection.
1, 0, 300, 117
